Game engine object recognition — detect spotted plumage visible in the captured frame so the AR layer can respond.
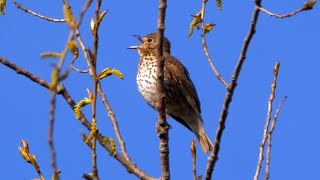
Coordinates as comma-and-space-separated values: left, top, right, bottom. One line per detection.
129, 33, 213, 153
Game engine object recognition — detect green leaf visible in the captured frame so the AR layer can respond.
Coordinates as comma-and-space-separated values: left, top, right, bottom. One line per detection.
187, 12, 202, 37
204, 23, 216, 34
63, 0, 76, 29
98, 68, 124, 80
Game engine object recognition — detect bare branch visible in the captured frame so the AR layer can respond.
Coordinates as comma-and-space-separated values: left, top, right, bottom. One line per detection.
97, 84, 132, 162
156, 0, 170, 179
200, 0, 228, 88
257, 6, 305, 19
190, 139, 198, 180
11, 0, 65, 22
253, 62, 280, 180
205, 1, 263, 179
264, 96, 287, 180
0, 56, 156, 180
48, 93, 58, 175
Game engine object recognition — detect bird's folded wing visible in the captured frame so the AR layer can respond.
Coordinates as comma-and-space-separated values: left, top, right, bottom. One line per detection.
164, 54, 202, 116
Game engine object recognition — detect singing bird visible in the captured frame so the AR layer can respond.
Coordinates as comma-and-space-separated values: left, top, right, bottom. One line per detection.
129, 33, 213, 153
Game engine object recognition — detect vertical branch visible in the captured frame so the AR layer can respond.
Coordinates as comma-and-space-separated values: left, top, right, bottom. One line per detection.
205, 1, 262, 179
48, 93, 58, 175
156, 0, 170, 179
254, 62, 280, 180
90, 0, 102, 179
264, 96, 287, 180
47, 28, 75, 178
190, 139, 198, 180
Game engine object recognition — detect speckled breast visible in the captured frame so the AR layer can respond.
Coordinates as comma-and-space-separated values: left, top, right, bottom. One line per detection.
136, 56, 159, 108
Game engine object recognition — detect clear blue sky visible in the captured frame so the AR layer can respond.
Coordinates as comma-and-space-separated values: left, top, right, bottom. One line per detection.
1, 0, 319, 179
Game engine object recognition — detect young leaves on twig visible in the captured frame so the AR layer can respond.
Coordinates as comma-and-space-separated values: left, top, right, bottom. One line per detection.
63, 0, 76, 29
67, 39, 79, 59
187, 12, 202, 37
97, 68, 124, 81
82, 133, 93, 147
18, 140, 39, 170
204, 23, 216, 34
85, 117, 97, 144
98, 10, 108, 24
83, 173, 95, 180
303, 0, 317, 10
0, 0, 6, 15
49, 68, 59, 92
18, 140, 45, 180
74, 89, 93, 120
90, 10, 108, 33
103, 137, 117, 156
52, 170, 62, 180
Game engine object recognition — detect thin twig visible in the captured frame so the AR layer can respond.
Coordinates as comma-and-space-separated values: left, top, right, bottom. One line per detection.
257, 6, 305, 19
156, 0, 170, 179
190, 139, 197, 180
19, 139, 46, 180
205, 1, 262, 179
11, 0, 65, 22
93, 0, 102, 66
254, 62, 280, 180
12, 0, 94, 177
76, 0, 93, 28
264, 96, 287, 180
97, 83, 132, 162
48, 93, 58, 175
75, 30, 93, 75
46, 29, 74, 178
200, 0, 228, 88
0, 56, 156, 180
75, 4, 132, 166
70, 64, 89, 73
88, 0, 102, 179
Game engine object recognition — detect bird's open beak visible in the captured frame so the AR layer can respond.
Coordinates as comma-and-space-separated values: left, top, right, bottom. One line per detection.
128, 35, 143, 49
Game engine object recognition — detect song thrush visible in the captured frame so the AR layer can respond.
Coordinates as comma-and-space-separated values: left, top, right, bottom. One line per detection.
129, 33, 213, 153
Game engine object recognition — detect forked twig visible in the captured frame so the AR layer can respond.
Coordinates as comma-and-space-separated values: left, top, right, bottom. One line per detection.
265, 96, 287, 180
254, 62, 280, 180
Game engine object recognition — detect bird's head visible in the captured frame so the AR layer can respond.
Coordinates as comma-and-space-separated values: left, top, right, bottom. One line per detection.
128, 33, 171, 57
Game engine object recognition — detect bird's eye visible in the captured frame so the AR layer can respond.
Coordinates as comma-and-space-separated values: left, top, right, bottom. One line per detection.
147, 38, 153, 42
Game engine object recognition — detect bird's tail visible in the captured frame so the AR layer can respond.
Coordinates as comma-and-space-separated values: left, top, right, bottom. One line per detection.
198, 130, 213, 154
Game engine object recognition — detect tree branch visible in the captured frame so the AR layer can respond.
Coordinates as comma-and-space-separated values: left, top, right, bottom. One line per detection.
97, 84, 132, 162
0, 56, 156, 180
200, 0, 228, 88
264, 96, 287, 180
257, 5, 308, 19
254, 62, 280, 180
11, 0, 65, 22
205, 1, 262, 179
156, 0, 170, 179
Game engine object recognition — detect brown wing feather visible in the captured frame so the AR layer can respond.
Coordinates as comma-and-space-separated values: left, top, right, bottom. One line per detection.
164, 53, 201, 115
